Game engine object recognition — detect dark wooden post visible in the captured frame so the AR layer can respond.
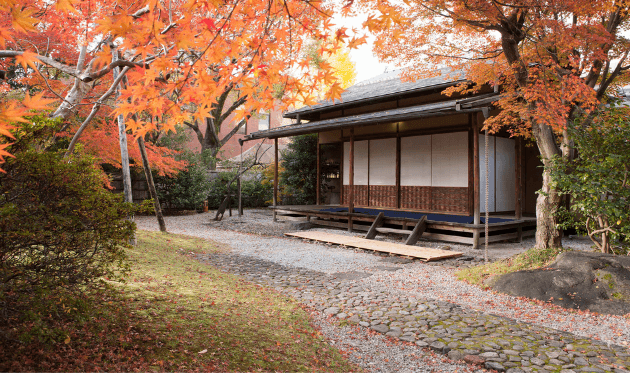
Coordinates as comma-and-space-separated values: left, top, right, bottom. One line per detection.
472, 113, 481, 249
515, 137, 522, 219
515, 137, 523, 242
316, 133, 321, 205
395, 136, 401, 209
273, 137, 278, 222
348, 128, 355, 232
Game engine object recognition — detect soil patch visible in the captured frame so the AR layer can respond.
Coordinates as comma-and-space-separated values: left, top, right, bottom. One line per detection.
490, 251, 630, 315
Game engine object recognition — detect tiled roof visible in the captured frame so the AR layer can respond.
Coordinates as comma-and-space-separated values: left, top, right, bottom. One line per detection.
285, 67, 466, 117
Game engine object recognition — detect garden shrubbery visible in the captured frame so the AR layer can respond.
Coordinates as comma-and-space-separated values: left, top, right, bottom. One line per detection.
280, 134, 317, 205
0, 119, 146, 346
0, 150, 140, 299
154, 151, 213, 211
207, 167, 272, 209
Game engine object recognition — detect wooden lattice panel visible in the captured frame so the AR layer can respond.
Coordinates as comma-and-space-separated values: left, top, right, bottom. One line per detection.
369, 185, 397, 208
342, 185, 369, 206
400, 186, 431, 210
431, 187, 469, 213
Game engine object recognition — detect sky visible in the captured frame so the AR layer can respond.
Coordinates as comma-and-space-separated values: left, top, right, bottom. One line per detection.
332, 13, 396, 83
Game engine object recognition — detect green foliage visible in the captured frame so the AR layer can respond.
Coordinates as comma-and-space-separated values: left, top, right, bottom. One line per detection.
154, 151, 213, 210
456, 246, 569, 286
549, 107, 630, 254
280, 134, 317, 205
0, 150, 140, 305
207, 167, 272, 209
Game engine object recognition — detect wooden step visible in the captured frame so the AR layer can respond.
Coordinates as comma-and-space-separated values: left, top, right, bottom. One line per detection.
375, 227, 412, 235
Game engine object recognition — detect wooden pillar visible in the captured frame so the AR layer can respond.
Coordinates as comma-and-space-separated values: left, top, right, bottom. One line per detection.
316, 133, 321, 205
395, 136, 401, 209
348, 128, 355, 232
472, 113, 481, 249
467, 114, 474, 215
515, 137, 523, 242
273, 138, 278, 222
515, 137, 522, 219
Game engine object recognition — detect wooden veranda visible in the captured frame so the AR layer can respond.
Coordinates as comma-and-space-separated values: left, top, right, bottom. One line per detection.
274, 205, 536, 248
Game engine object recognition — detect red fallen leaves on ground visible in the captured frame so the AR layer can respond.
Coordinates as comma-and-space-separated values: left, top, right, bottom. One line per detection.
463, 354, 485, 365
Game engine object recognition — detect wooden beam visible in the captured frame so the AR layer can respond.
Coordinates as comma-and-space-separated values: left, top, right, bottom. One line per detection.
316, 133, 321, 205
273, 138, 278, 222
405, 215, 427, 245
396, 135, 401, 209
348, 128, 355, 232
365, 212, 385, 239
472, 113, 481, 249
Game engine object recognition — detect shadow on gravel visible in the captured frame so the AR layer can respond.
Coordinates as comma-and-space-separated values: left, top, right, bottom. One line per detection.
490, 251, 630, 315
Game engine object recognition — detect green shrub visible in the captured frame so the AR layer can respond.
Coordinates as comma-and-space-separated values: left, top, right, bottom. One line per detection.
154, 151, 213, 210
549, 107, 630, 254
0, 150, 139, 301
280, 134, 317, 205
207, 167, 272, 209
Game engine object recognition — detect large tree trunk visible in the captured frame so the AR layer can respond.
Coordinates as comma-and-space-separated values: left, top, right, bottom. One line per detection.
535, 167, 563, 248
532, 121, 564, 249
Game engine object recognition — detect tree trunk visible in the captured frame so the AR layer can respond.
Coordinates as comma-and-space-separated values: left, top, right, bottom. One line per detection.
112, 51, 135, 245
535, 167, 563, 249
532, 121, 564, 249
137, 136, 167, 232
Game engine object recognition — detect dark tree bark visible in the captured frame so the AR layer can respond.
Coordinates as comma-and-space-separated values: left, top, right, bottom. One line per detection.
137, 136, 167, 232
183, 83, 249, 170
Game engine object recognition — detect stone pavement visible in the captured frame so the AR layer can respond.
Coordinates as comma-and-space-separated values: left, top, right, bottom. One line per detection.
197, 251, 630, 373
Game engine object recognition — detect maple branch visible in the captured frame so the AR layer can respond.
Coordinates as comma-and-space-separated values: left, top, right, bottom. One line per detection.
131, 5, 150, 18
218, 94, 248, 124
0, 50, 76, 76
220, 115, 250, 147
80, 60, 148, 82
183, 120, 205, 147
596, 50, 629, 100
64, 67, 131, 157
205, 117, 221, 147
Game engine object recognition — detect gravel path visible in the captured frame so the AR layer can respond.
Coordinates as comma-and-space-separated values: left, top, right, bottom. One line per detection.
136, 211, 630, 372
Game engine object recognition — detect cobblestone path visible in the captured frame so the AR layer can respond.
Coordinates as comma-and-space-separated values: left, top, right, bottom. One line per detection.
197, 251, 630, 373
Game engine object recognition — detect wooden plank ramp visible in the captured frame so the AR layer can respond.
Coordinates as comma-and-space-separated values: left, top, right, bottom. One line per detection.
285, 231, 463, 262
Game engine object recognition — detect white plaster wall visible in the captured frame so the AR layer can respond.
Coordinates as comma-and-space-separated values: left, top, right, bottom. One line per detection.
479, 135, 496, 213
343, 141, 369, 185
431, 132, 468, 187
400, 135, 432, 186
369, 138, 396, 185
495, 137, 516, 211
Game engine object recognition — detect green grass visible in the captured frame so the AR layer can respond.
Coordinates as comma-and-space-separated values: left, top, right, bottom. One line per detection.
456, 246, 569, 286
1, 231, 356, 372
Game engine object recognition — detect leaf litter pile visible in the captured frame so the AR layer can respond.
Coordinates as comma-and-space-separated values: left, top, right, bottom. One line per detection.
1, 230, 356, 372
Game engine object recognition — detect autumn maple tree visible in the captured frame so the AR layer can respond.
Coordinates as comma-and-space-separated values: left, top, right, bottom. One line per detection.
0, 0, 360, 173
354, 0, 630, 249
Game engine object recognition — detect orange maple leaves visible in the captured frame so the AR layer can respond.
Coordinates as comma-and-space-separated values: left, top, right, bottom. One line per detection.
0, 0, 364, 172
354, 0, 630, 135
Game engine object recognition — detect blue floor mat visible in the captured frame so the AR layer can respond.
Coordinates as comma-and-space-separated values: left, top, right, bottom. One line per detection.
320, 207, 512, 224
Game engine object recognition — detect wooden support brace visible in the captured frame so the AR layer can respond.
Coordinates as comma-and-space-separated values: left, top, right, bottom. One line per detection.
405, 215, 427, 245
365, 212, 385, 240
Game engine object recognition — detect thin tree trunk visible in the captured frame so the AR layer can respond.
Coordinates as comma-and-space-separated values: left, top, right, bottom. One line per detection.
112, 50, 135, 245
137, 136, 167, 232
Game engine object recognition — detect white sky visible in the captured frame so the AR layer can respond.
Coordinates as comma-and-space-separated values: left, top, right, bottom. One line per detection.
332, 13, 396, 83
